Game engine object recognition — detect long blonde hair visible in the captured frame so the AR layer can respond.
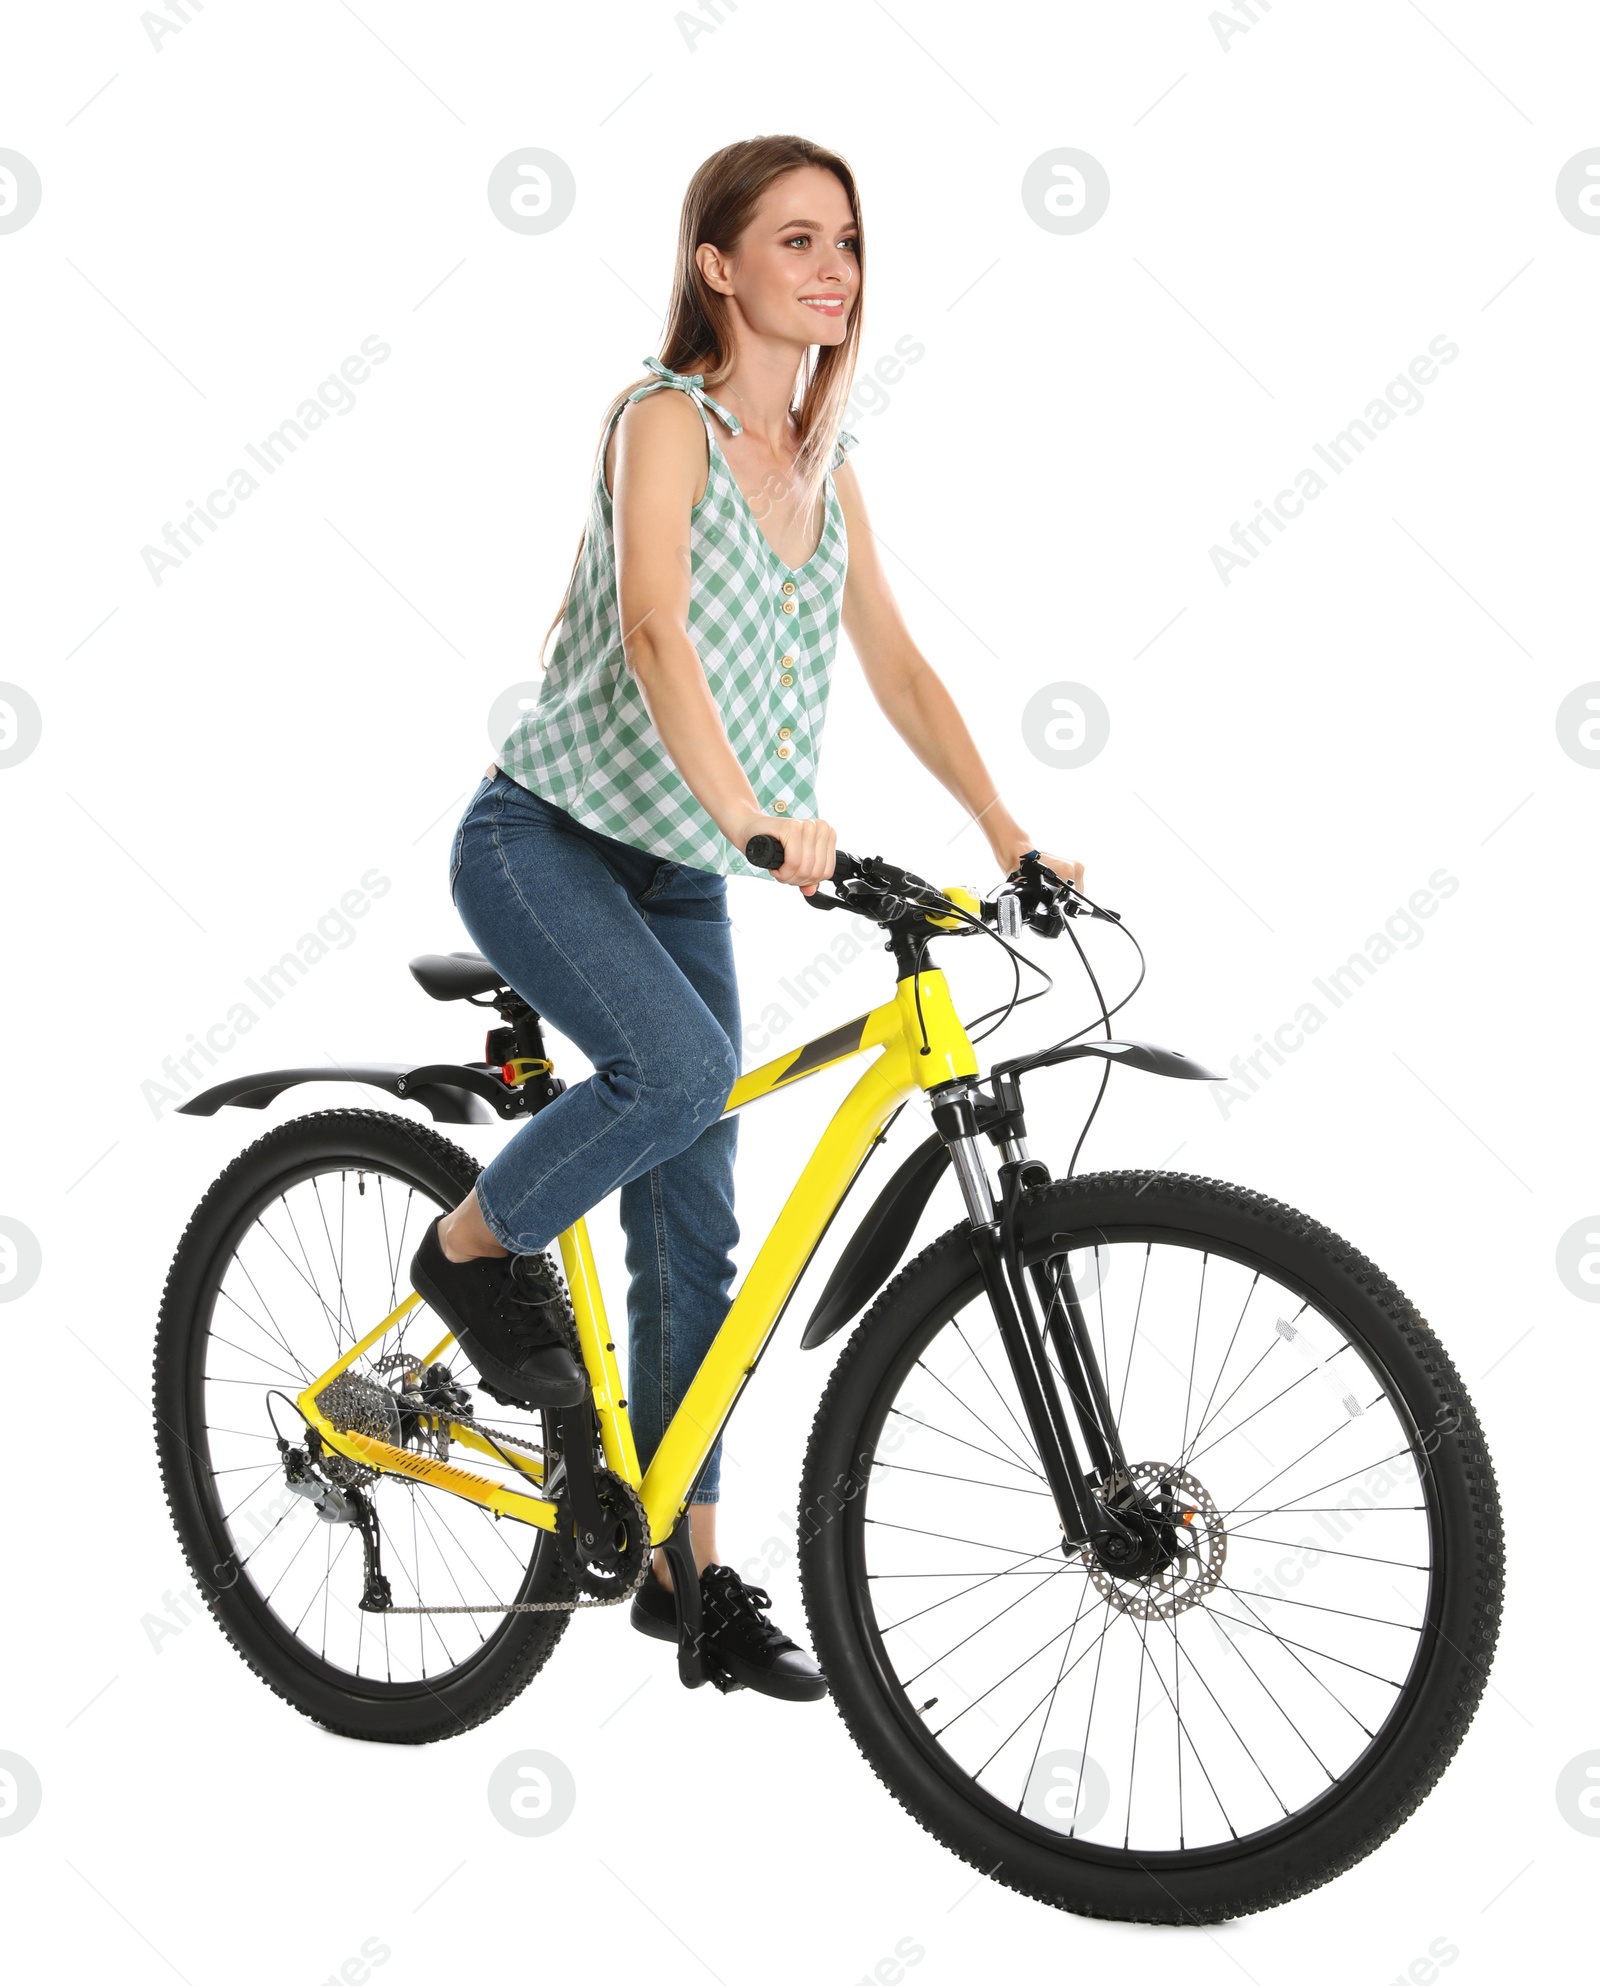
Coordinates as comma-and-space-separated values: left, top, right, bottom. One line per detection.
535, 134, 865, 671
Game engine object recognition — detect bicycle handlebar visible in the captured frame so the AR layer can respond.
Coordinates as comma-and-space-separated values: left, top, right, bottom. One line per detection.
742, 833, 1118, 937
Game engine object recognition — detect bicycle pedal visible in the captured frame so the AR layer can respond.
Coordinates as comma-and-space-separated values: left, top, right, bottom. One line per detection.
675, 1637, 741, 1694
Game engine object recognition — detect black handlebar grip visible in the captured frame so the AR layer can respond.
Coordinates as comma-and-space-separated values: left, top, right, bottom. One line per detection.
744, 834, 787, 870
745, 834, 862, 885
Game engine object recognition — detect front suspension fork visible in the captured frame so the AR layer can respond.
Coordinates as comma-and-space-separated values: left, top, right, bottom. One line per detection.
934, 1088, 1136, 1554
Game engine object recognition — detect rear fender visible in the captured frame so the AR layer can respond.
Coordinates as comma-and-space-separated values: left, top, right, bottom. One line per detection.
174, 1062, 527, 1126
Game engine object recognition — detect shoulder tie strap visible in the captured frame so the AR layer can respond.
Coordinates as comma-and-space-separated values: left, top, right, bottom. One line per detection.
633, 354, 743, 435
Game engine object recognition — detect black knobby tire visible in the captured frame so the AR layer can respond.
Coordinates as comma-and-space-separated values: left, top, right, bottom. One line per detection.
798, 1170, 1503, 1922
153, 1109, 577, 1744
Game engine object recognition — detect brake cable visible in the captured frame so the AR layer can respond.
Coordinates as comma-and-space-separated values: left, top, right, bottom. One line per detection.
819, 857, 1150, 1172
883, 868, 1150, 1173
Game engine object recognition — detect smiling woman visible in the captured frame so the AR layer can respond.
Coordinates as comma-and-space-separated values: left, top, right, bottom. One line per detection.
410, 133, 1085, 1701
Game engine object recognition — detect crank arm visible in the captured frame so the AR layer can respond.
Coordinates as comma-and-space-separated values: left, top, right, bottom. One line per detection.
552, 1401, 619, 1570
659, 1515, 737, 1693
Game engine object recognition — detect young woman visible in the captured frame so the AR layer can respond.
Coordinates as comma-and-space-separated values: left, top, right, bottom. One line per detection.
409, 134, 1083, 1702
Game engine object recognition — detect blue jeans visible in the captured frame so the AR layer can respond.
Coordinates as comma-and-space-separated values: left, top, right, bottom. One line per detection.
448, 771, 740, 1503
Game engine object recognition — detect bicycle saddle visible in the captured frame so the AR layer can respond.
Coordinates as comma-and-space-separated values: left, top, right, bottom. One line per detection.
408, 951, 508, 1002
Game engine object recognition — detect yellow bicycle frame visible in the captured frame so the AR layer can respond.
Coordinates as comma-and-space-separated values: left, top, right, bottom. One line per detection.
294, 897, 983, 1548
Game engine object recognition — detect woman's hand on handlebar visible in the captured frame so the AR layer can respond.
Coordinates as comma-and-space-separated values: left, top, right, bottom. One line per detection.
739, 812, 837, 894
1016, 843, 1085, 891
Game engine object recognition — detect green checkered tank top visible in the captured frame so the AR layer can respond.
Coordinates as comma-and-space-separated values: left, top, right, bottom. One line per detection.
496, 355, 856, 881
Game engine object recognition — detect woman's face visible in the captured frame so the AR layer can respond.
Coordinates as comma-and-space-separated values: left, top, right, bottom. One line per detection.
701, 165, 859, 347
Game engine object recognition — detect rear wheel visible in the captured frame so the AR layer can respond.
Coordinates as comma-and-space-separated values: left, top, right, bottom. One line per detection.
153, 1109, 577, 1743
799, 1170, 1502, 1922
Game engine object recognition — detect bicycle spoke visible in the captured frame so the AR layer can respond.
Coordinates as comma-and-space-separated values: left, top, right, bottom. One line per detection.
1001, 1576, 1094, 1793
1185, 1271, 1262, 1466
1170, 1629, 1288, 1820
1200, 1603, 1405, 1693
1178, 1251, 1209, 1459
279, 1193, 338, 1339
1210, 1449, 1423, 1523
887, 1405, 1043, 1479
937, 1331, 1042, 1474
262, 1500, 329, 1603
899, 1567, 1069, 1687
1226, 1416, 1359, 1515
1183, 1346, 1354, 1472
1220, 1528, 1428, 1570
311, 1174, 355, 1351
1201, 1600, 1336, 1780
206, 1331, 305, 1385
1123, 1607, 1154, 1846
219, 1459, 285, 1522
1176, 1334, 1281, 1471
1211, 1577, 1418, 1632
866, 1516, 1061, 1558
935, 1604, 1120, 1743
1070, 1608, 1111, 1835
871, 1458, 1052, 1496
251, 1211, 345, 1339
215, 1279, 313, 1381
1115, 1242, 1151, 1427
408, 1489, 491, 1646
877, 1543, 1078, 1634
1167, 1607, 1185, 1845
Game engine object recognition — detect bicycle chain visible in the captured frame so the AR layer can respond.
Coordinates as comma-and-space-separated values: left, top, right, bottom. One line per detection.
378, 1579, 647, 1616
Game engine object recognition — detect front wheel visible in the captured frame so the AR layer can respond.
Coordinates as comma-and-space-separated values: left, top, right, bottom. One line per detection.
798, 1170, 1503, 1922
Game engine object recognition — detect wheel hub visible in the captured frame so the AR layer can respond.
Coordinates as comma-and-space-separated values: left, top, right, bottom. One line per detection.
1084, 1462, 1226, 1619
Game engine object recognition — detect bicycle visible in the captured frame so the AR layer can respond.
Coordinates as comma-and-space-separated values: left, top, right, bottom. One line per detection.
152, 842, 1503, 1923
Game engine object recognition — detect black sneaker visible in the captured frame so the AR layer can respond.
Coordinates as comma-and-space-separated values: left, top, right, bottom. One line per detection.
631, 1562, 828, 1702
408, 1218, 587, 1411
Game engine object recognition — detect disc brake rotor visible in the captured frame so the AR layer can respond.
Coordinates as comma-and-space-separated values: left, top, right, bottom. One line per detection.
1084, 1461, 1226, 1620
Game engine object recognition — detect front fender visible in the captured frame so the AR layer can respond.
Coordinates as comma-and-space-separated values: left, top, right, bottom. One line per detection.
174, 1061, 528, 1127
800, 1132, 951, 1350
799, 1037, 1220, 1350
1011, 1037, 1224, 1083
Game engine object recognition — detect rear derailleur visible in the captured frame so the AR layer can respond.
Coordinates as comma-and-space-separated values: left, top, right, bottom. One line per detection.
278, 1432, 392, 1612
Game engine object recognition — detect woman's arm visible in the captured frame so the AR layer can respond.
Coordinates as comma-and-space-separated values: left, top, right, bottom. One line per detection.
610, 391, 836, 891
833, 461, 1084, 887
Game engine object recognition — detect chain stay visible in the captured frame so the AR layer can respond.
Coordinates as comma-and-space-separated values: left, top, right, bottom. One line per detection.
313, 1358, 652, 1615
375, 1417, 651, 1616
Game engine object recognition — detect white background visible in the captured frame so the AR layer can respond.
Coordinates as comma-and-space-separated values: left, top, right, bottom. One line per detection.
2, 1, 1592, 1977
